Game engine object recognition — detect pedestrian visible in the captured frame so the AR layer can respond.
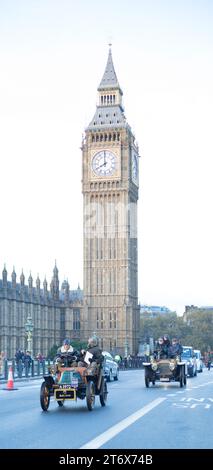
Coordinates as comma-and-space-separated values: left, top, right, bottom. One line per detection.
114, 354, 122, 363
36, 352, 44, 363
15, 349, 24, 373
24, 351, 32, 372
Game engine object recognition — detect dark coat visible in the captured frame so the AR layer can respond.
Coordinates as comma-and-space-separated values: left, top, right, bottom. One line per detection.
154, 343, 169, 359
168, 343, 183, 358
86, 345, 103, 364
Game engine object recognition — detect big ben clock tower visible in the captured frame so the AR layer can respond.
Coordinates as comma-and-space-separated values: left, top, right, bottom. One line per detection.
82, 47, 140, 355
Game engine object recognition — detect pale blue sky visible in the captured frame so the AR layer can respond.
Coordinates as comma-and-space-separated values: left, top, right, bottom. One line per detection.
0, 0, 213, 314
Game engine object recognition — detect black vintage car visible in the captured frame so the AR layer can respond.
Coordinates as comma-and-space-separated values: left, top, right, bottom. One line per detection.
40, 352, 107, 411
143, 355, 187, 388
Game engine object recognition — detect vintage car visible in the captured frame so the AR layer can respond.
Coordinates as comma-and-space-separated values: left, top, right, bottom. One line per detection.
143, 355, 187, 388
40, 352, 107, 411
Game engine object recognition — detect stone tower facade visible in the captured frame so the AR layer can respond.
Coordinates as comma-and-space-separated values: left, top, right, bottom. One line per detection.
82, 47, 140, 355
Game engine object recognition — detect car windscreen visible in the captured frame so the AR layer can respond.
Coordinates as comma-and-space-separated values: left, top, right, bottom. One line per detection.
102, 352, 113, 359
182, 348, 192, 358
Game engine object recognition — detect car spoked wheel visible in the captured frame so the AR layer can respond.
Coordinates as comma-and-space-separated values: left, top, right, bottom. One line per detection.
145, 376, 150, 388
180, 367, 186, 387
86, 381, 95, 411
40, 382, 50, 411
179, 371, 183, 388
114, 369, 119, 381
100, 379, 108, 407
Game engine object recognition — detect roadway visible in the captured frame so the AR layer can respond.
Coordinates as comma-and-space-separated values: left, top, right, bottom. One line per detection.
0, 368, 213, 449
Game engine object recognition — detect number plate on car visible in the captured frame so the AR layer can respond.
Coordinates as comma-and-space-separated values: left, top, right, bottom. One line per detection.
54, 388, 76, 400
71, 378, 78, 388
160, 378, 169, 382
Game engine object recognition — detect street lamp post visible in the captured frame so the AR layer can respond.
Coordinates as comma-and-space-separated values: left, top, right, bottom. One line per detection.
25, 315, 34, 355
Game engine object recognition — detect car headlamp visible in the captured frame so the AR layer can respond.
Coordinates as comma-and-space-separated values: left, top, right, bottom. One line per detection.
169, 361, 176, 371
151, 362, 158, 371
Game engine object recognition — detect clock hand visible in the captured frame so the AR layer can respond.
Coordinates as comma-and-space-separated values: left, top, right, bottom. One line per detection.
97, 160, 107, 169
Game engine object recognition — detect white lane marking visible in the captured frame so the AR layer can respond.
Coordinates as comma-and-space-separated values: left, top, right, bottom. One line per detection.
197, 382, 213, 386
80, 397, 166, 449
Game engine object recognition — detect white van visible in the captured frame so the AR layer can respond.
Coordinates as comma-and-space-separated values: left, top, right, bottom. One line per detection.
194, 349, 203, 373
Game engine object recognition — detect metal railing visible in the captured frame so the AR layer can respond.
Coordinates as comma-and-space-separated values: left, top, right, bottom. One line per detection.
0, 357, 145, 382
118, 357, 144, 370
0, 359, 53, 381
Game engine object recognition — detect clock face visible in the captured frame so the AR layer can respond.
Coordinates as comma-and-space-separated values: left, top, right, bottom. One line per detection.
132, 152, 138, 181
92, 150, 116, 177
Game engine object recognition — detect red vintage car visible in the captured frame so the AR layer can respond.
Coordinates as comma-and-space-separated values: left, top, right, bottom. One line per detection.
40, 352, 107, 411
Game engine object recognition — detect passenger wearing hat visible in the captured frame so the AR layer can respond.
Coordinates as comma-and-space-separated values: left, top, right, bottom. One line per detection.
80, 336, 103, 366
54, 339, 76, 367
57, 339, 74, 354
78, 336, 104, 389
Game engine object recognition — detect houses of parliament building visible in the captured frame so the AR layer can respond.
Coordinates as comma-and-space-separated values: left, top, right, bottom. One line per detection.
0, 264, 83, 359
0, 47, 140, 359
